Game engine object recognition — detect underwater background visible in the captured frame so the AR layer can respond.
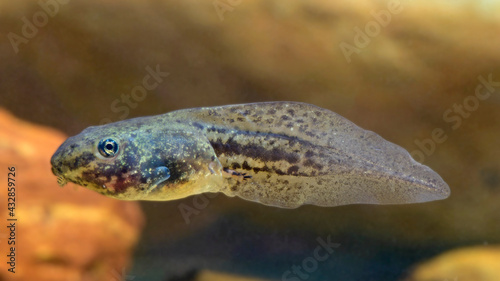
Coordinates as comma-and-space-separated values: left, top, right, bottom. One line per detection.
1, 0, 500, 280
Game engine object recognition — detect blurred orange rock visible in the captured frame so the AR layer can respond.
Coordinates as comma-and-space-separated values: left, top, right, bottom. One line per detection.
0, 108, 144, 281
405, 245, 500, 281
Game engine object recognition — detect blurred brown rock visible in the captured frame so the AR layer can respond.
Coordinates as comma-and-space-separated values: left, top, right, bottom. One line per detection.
405, 245, 500, 281
0, 109, 144, 281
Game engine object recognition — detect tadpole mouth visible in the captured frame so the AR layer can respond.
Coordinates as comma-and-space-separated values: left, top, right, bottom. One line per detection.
56, 175, 68, 187
51, 164, 67, 187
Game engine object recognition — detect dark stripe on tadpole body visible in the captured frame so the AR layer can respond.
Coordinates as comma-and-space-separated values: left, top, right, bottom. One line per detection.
207, 128, 328, 177
209, 136, 300, 165
191, 122, 205, 130
206, 126, 305, 145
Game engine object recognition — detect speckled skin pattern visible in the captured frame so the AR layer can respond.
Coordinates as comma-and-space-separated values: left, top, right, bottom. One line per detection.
51, 102, 450, 208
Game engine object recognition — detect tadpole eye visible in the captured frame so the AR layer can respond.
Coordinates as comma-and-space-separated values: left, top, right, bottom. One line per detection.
98, 138, 119, 157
